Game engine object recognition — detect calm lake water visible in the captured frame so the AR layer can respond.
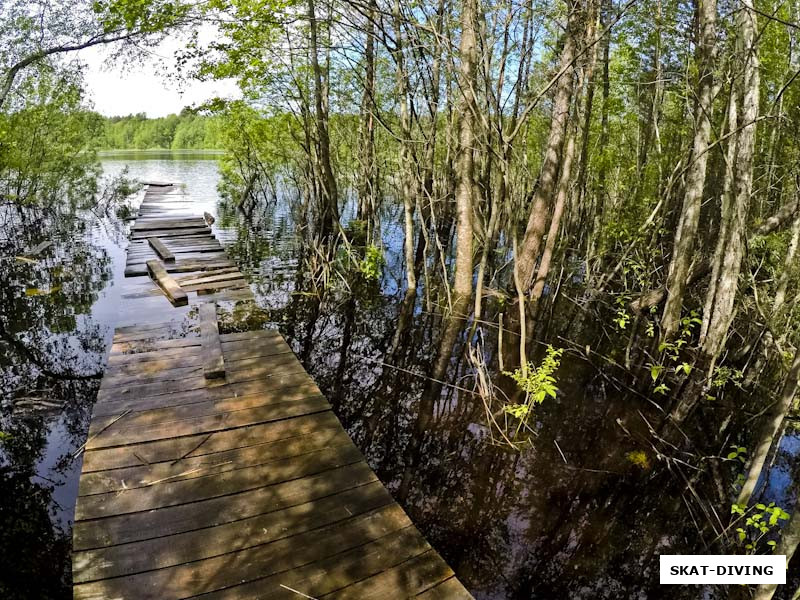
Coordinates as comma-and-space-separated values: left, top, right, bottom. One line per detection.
1, 154, 797, 599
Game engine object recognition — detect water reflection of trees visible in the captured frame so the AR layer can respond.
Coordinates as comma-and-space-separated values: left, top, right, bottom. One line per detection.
0, 204, 113, 599
234, 239, 734, 599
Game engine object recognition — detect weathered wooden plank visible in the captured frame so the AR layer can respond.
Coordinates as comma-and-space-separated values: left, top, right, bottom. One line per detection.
76, 442, 363, 520
189, 278, 249, 294
74, 461, 378, 550
74, 481, 393, 583
97, 350, 304, 392
204, 526, 431, 600
110, 334, 200, 355
93, 370, 316, 418
176, 271, 245, 287
86, 395, 329, 450
104, 334, 289, 375
129, 227, 211, 240
73, 505, 412, 600
133, 218, 207, 231
199, 302, 225, 379
106, 330, 282, 365
146, 237, 175, 262
325, 549, 454, 599
124, 258, 234, 277
81, 411, 343, 472
88, 385, 324, 445
197, 287, 255, 303
146, 259, 188, 307
78, 425, 351, 496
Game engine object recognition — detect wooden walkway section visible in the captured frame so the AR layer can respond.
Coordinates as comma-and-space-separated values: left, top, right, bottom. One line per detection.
72, 184, 471, 599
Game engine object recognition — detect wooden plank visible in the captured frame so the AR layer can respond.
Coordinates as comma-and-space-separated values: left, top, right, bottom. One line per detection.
146, 525, 431, 600
189, 279, 249, 294
81, 411, 343, 472
133, 218, 207, 231
130, 228, 211, 239
147, 237, 175, 262
73, 505, 412, 600
74, 461, 378, 550
75, 442, 363, 520
146, 259, 188, 307
78, 425, 351, 496
86, 395, 329, 450
106, 330, 281, 365
124, 258, 233, 277
97, 350, 304, 393
74, 481, 394, 582
104, 334, 289, 375
325, 549, 453, 599
176, 271, 245, 287
199, 302, 225, 379
93, 370, 316, 418
88, 387, 324, 448
90, 380, 314, 438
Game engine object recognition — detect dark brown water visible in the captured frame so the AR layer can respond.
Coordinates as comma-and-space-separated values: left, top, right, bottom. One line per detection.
1, 156, 797, 599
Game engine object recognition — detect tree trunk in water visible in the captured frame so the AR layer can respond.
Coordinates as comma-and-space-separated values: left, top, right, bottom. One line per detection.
736, 348, 800, 508
660, 0, 717, 341
752, 500, 800, 600
308, 0, 339, 242
530, 122, 577, 309
700, 5, 759, 364
452, 0, 479, 311
393, 0, 418, 294
357, 0, 377, 230
516, 2, 579, 293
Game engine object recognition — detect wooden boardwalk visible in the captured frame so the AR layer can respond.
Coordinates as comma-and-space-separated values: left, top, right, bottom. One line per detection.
72, 184, 471, 599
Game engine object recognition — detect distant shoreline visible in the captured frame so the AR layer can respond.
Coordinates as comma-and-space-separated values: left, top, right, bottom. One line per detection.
98, 149, 225, 155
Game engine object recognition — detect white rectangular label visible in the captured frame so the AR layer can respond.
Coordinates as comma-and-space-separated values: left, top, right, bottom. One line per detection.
660, 555, 786, 584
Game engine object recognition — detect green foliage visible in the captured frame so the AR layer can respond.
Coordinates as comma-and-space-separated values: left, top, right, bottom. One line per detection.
358, 245, 384, 281
731, 502, 790, 553
711, 366, 743, 389
0, 68, 103, 207
100, 111, 223, 149
503, 346, 564, 422
726, 445, 747, 463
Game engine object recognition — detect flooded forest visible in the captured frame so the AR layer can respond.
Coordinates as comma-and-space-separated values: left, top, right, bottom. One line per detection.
2, 0, 800, 597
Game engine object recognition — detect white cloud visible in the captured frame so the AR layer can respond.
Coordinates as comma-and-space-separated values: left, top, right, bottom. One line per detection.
77, 33, 240, 118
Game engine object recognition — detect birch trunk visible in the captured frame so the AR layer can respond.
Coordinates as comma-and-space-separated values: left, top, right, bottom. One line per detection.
660, 0, 717, 341
515, 2, 579, 293
452, 0, 479, 311
700, 4, 759, 364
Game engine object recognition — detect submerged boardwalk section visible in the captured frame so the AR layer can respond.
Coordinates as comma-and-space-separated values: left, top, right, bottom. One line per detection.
73, 184, 470, 599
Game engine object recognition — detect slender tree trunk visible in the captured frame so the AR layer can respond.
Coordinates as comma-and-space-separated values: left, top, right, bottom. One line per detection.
308, 0, 339, 241
516, 2, 579, 293
530, 121, 578, 308
452, 0, 479, 311
700, 4, 759, 364
357, 0, 377, 229
393, 0, 418, 293
660, 0, 717, 341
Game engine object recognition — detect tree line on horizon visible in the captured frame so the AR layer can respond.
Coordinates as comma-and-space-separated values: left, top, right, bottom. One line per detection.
98, 111, 224, 150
